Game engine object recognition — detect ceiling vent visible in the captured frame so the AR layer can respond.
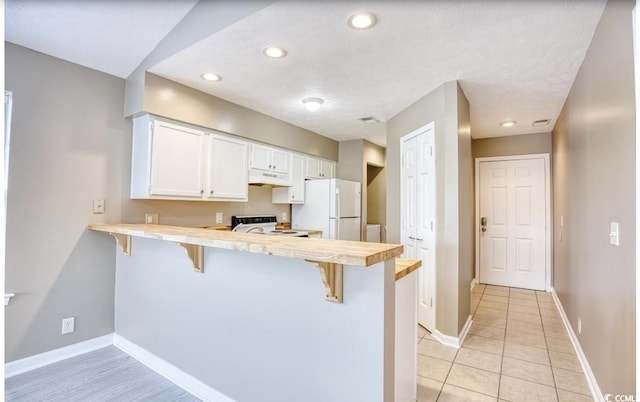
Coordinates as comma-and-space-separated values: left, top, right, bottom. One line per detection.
532, 119, 550, 127
359, 116, 380, 124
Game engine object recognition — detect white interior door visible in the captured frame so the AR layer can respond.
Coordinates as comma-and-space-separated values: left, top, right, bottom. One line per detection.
478, 157, 547, 290
401, 122, 436, 332
416, 129, 435, 331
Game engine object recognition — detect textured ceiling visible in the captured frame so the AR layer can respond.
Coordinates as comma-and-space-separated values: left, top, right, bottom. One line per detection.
5, 1, 606, 146
5, 0, 198, 78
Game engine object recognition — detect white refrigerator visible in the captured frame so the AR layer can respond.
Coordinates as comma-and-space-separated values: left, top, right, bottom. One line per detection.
291, 178, 361, 241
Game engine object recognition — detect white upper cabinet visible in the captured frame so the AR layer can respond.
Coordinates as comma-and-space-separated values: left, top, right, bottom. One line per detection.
272, 154, 305, 204
131, 115, 248, 201
206, 134, 248, 202
305, 156, 335, 179
248, 143, 292, 186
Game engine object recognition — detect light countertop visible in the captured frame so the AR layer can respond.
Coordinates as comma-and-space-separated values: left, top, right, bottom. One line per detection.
88, 223, 402, 267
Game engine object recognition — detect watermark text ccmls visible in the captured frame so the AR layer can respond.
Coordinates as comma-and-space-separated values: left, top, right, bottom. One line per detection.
605, 394, 637, 402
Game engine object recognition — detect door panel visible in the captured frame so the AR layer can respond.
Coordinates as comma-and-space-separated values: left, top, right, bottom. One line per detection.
332, 179, 361, 218
150, 121, 204, 198
401, 124, 436, 332
329, 218, 361, 241
479, 158, 546, 290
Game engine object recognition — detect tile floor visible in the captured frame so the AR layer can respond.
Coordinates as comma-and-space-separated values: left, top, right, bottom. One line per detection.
416, 284, 594, 401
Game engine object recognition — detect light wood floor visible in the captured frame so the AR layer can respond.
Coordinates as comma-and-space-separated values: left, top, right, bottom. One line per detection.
5, 346, 200, 401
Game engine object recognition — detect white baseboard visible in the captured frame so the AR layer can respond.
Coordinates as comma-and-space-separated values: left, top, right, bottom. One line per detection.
551, 288, 604, 402
433, 315, 472, 349
470, 279, 477, 291
5, 333, 114, 378
113, 334, 234, 402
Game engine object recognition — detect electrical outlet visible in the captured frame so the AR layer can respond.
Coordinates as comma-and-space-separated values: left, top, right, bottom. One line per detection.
145, 213, 159, 224
216, 213, 223, 224
282, 211, 287, 222
62, 317, 75, 334
92, 199, 105, 214
578, 317, 582, 335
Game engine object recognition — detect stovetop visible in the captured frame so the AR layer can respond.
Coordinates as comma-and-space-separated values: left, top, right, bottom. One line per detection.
231, 215, 308, 237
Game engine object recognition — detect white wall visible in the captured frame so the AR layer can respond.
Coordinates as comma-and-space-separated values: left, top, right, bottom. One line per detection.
114, 237, 396, 401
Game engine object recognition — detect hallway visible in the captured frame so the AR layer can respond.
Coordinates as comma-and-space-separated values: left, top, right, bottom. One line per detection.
416, 284, 593, 401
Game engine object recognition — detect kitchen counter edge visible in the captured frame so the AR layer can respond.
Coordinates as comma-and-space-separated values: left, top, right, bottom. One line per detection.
88, 223, 403, 267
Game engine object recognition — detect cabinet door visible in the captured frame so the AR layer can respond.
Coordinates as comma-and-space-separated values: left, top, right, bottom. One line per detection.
207, 134, 248, 201
271, 148, 291, 174
320, 161, 335, 179
249, 144, 272, 171
305, 157, 322, 179
150, 120, 205, 198
289, 154, 305, 203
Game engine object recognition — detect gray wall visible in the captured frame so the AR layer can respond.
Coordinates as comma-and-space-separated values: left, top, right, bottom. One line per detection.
4, 43, 335, 362
5, 43, 129, 361
473, 132, 552, 158
142, 73, 339, 161
337, 139, 386, 241
386, 81, 472, 337
552, 0, 635, 395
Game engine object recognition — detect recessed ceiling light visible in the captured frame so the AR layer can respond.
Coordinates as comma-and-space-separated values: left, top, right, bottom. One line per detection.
200, 72, 221, 82
262, 46, 287, 59
500, 121, 516, 128
347, 12, 377, 30
302, 97, 324, 112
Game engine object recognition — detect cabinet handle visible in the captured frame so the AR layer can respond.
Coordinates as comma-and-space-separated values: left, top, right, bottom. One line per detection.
408, 236, 416, 240
416, 238, 424, 241
210, 190, 214, 195
273, 165, 276, 170
269, 164, 272, 169
200, 190, 204, 194
291, 195, 295, 199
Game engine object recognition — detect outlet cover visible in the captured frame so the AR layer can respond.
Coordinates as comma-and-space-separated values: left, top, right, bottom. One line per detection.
216, 213, 223, 224
62, 317, 75, 334
145, 213, 159, 224
282, 212, 287, 222
92, 199, 105, 214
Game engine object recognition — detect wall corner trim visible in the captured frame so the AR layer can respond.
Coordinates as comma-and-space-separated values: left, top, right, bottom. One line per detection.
432, 315, 472, 349
551, 288, 605, 402
113, 334, 235, 402
5, 334, 114, 378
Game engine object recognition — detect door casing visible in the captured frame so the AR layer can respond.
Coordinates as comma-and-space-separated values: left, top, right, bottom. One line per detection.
474, 154, 552, 291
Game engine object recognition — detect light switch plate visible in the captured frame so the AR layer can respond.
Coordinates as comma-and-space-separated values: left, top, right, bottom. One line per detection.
609, 222, 620, 246
93, 199, 105, 214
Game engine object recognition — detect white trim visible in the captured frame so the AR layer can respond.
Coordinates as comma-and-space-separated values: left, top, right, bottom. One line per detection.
470, 278, 477, 291
551, 289, 604, 402
5, 334, 114, 378
113, 334, 235, 402
432, 315, 472, 349
474, 154, 552, 291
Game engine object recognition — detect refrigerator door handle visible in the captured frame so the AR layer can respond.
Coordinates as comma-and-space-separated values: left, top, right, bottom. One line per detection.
335, 188, 340, 219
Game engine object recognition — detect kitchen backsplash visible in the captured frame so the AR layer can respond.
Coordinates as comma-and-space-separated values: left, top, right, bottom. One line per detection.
121, 185, 289, 227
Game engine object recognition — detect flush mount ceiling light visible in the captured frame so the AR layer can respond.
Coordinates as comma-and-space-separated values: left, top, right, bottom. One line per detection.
200, 72, 221, 82
500, 120, 517, 128
347, 12, 377, 30
302, 97, 324, 112
262, 46, 287, 59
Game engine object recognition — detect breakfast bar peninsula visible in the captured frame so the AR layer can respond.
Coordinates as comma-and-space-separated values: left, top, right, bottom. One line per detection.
89, 223, 416, 402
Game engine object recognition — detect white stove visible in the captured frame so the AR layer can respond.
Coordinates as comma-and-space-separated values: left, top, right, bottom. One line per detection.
231, 215, 308, 237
